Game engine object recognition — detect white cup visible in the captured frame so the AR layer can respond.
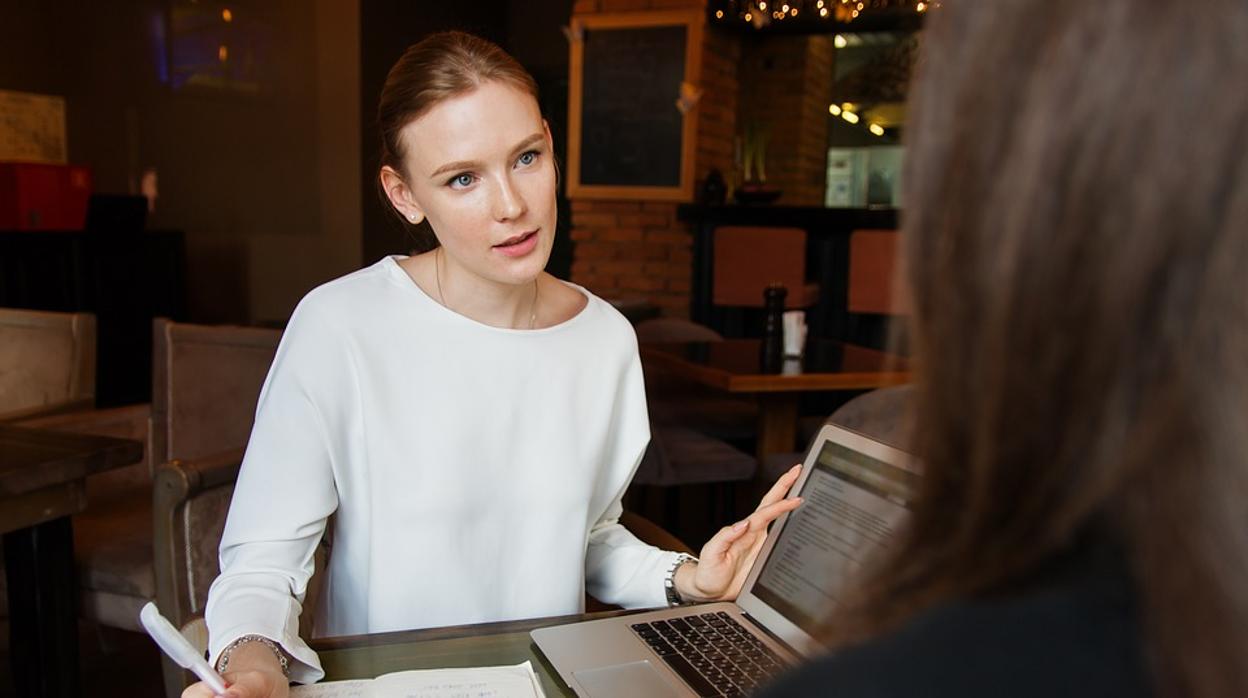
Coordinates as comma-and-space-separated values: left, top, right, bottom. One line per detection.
782, 310, 807, 357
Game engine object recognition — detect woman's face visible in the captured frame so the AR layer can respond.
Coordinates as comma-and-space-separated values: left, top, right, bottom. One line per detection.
397, 80, 556, 288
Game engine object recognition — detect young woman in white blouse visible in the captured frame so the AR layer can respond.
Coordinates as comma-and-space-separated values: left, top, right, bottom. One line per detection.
184, 32, 803, 698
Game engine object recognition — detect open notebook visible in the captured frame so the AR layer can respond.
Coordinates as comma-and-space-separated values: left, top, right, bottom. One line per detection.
290, 661, 546, 698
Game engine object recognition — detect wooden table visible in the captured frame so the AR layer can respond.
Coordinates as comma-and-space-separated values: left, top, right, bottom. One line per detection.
0, 425, 145, 698
640, 339, 910, 465
312, 610, 637, 696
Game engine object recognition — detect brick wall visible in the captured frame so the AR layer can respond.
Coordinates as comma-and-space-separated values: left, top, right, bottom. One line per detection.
569, 0, 736, 318
738, 33, 834, 206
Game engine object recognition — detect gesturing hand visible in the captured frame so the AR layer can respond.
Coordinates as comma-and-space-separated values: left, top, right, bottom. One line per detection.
675, 465, 804, 603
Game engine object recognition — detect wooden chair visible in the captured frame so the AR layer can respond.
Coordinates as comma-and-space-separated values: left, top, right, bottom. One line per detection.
0, 307, 96, 421
7, 318, 280, 640
711, 226, 820, 309
7, 319, 279, 644
846, 229, 911, 351
144, 320, 282, 696
847, 229, 909, 316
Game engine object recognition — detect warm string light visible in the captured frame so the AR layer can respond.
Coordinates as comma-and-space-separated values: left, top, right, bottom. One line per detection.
828, 102, 890, 138
712, 0, 939, 26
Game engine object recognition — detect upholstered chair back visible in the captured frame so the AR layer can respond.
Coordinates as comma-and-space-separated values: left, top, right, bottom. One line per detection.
149, 319, 282, 467
711, 226, 820, 309
0, 307, 96, 421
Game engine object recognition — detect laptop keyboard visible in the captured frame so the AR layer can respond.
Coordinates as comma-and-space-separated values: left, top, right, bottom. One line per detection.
630, 611, 787, 697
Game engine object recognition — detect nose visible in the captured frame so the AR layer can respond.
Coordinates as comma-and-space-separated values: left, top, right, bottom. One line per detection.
491, 173, 527, 222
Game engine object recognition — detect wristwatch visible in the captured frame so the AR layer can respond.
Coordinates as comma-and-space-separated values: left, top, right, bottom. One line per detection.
664, 553, 698, 606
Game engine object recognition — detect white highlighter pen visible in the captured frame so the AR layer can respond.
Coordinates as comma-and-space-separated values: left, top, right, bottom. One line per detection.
139, 601, 230, 695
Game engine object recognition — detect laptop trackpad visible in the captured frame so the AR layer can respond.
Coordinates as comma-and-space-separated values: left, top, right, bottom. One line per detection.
573, 660, 683, 698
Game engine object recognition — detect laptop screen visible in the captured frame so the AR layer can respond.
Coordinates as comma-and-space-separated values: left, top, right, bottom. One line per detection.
749, 438, 918, 635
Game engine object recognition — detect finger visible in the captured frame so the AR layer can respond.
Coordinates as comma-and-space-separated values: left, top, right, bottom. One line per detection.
701, 518, 751, 560
756, 464, 803, 509
747, 496, 803, 531
714, 498, 802, 563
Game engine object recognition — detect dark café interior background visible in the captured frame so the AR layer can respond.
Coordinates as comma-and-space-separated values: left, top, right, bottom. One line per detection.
0, 0, 924, 695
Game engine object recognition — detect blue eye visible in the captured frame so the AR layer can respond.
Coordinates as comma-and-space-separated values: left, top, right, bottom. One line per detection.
448, 173, 474, 189
517, 150, 539, 167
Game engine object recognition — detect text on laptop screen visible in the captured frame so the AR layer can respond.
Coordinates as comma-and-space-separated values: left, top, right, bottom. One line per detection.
751, 439, 917, 634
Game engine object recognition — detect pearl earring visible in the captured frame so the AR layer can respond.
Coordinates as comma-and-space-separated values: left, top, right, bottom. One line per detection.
408, 214, 418, 223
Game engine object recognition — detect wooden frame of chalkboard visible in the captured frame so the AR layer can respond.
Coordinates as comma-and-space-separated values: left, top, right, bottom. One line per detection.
567, 10, 703, 201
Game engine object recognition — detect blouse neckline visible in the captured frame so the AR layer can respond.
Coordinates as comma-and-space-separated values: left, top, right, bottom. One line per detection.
380, 254, 594, 336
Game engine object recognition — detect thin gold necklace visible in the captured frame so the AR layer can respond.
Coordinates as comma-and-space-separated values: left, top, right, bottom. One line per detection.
435, 247, 538, 330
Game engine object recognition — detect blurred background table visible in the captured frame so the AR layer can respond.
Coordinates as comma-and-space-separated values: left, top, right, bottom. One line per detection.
0, 425, 144, 698
640, 339, 909, 464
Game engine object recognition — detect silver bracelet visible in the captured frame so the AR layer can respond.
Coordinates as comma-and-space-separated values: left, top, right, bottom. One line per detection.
664, 553, 698, 606
216, 634, 290, 677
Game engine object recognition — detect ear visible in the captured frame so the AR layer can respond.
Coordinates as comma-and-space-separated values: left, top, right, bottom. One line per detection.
380, 165, 425, 225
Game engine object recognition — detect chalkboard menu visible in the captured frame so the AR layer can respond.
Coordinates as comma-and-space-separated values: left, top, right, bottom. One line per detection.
568, 11, 703, 201
580, 26, 684, 187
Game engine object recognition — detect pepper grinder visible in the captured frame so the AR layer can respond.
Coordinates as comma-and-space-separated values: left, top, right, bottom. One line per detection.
760, 283, 787, 373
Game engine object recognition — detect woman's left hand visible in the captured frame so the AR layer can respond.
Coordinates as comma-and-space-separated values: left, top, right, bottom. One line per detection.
675, 465, 804, 603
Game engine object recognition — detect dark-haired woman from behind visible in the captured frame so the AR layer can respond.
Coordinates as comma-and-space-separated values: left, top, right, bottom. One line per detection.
759, 0, 1248, 696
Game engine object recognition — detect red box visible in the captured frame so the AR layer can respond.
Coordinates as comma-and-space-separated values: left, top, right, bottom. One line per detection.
0, 162, 93, 230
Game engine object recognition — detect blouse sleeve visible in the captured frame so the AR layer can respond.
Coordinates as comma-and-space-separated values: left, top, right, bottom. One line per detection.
204, 297, 351, 684
583, 326, 684, 609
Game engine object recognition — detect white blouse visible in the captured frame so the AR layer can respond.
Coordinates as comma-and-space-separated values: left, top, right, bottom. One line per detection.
205, 256, 678, 683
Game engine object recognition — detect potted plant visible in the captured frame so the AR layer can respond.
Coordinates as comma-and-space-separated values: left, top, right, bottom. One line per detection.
734, 121, 782, 204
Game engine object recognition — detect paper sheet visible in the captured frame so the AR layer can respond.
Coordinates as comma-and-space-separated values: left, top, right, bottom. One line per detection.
291, 661, 546, 698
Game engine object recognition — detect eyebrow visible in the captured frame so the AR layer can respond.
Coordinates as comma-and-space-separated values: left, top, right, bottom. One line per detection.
428, 133, 546, 179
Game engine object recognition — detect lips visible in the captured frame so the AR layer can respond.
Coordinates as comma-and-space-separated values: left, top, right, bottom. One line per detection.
491, 229, 541, 259
494, 230, 538, 248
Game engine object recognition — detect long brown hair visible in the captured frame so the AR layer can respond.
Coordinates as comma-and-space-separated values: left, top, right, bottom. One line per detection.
826, 1, 1248, 695
376, 31, 540, 249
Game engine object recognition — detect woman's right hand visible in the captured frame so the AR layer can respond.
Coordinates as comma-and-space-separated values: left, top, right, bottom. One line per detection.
182, 668, 289, 698
182, 638, 290, 698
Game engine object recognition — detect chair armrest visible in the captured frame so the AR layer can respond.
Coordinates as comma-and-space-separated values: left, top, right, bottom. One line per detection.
152, 447, 246, 509
152, 448, 246, 644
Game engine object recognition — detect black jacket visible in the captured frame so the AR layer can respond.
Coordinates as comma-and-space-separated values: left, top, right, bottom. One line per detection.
756, 543, 1152, 697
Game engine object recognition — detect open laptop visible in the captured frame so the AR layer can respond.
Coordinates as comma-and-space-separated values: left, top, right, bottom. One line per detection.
532, 423, 920, 698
